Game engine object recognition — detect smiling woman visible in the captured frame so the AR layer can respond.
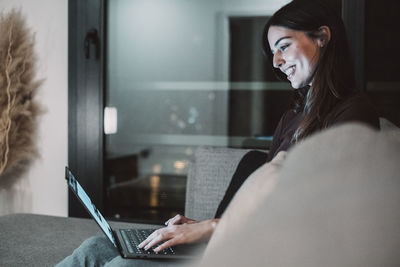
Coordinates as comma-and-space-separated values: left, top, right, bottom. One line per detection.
262, 0, 361, 142
57, 1, 381, 266
267, 26, 326, 89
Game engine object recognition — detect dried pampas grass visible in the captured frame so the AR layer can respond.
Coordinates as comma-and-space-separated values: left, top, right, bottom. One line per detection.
0, 10, 44, 186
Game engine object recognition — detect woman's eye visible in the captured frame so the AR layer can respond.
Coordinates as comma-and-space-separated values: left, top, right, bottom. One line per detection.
280, 44, 290, 51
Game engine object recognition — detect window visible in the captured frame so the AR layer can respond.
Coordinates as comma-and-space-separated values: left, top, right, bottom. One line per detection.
103, 0, 290, 223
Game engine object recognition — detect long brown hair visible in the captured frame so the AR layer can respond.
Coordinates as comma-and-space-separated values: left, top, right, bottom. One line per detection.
263, 0, 357, 142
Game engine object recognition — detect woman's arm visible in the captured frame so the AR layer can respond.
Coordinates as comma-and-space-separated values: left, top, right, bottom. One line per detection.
138, 218, 219, 252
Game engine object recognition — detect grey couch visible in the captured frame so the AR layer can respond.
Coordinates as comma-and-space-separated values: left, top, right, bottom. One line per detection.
0, 149, 251, 266
1, 120, 399, 266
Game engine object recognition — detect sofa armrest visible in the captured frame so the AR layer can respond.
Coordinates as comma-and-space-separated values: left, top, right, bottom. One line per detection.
184, 147, 252, 221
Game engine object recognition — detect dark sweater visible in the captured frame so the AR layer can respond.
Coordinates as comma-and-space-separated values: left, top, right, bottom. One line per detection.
214, 93, 379, 218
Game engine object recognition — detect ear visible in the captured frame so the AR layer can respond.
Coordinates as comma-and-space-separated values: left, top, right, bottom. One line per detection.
316, 26, 331, 48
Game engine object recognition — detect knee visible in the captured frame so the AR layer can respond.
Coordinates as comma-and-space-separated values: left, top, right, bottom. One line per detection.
81, 236, 108, 249
78, 236, 118, 262
56, 236, 118, 267
76, 235, 115, 257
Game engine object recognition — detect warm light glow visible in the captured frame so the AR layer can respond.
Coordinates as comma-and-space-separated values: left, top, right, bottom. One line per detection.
150, 192, 158, 207
150, 176, 160, 207
174, 160, 185, 170
150, 175, 160, 188
152, 164, 162, 174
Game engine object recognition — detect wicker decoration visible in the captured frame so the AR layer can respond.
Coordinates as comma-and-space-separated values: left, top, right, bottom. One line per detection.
0, 10, 44, 186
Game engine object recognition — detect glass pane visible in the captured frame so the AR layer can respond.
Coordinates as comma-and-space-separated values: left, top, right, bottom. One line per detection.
365, 0, 400, 127
105, 0, 291, 223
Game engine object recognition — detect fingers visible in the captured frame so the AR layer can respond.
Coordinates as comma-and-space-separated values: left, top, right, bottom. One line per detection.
139, 222, 210, 253
138, 227, 175, 251
164, 214, 198, 226
143, 232, 167, 251
164, 215, 177, 225
165, 214, 183, 226
138, 236, 154, 250
138, 231, 155, 249
154, 239, 176, 252
186, 219, 197, 224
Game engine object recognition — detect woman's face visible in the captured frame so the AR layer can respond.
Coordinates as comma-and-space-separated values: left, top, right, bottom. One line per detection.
267, 26, 321, 89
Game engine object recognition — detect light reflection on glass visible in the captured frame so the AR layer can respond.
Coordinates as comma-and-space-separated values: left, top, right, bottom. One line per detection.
152, 164, 162, 174
150, 175, 160, 188
174, 160, 185, 170
150, 175, 160, 207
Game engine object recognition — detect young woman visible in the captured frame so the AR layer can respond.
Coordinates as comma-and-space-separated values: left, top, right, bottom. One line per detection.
57, 0, 379, 265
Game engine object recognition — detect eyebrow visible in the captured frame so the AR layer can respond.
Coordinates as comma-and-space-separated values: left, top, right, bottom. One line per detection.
274, 36, 291, 47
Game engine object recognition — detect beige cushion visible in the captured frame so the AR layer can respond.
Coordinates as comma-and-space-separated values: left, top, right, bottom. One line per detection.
203, 151, 287, 255
199, 123, 400, 267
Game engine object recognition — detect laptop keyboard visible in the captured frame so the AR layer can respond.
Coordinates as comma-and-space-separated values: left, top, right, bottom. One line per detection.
121, 229, 176, 255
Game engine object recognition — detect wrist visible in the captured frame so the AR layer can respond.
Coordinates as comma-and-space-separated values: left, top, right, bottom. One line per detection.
205, 219, 219, 239
210, 218, 219, 230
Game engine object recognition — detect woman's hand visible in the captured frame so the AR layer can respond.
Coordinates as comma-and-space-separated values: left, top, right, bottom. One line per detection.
164, 214, 197, 226
138, 219, 219, 253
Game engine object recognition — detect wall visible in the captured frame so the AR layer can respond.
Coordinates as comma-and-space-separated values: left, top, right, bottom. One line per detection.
0, 0, 68, 217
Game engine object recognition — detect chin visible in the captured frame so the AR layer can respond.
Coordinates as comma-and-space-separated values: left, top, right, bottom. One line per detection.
289, 78, 309, 89
290, 81, 301, 89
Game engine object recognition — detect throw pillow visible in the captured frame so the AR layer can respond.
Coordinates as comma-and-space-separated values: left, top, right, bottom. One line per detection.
198, 123, 400, 267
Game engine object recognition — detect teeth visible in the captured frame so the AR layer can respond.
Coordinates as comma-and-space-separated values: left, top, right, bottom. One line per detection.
285, 66, 295, 76
285, 66, 295, 79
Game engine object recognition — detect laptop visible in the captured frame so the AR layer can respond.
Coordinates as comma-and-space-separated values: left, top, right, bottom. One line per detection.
65, 166, 201, 260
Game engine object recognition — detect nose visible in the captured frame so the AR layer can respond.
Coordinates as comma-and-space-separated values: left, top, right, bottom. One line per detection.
273, 51, 284, 68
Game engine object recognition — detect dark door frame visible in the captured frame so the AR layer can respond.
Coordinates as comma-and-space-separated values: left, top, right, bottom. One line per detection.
68, 0, 106, 217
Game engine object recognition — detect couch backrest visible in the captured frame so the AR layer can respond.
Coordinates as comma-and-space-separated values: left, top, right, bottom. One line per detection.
185, 146, 251, 221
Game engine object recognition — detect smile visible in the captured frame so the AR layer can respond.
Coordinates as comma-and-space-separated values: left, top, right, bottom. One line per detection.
284, 66, 296, 80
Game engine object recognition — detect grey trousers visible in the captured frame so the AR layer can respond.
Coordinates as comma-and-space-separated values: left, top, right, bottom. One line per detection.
55, 236, 190, 267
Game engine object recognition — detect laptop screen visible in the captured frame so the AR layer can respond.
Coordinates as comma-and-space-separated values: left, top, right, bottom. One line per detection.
65, 167, 117, 248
